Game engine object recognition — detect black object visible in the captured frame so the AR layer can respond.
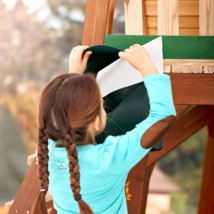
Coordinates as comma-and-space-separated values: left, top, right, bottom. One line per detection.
84, 45, 162, 151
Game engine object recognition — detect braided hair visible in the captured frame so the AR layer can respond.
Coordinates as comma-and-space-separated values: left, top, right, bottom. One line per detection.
32, 73, 101, 214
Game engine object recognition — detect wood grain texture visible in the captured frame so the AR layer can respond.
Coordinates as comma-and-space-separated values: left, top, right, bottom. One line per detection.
147, 16, 199, 29
145, 0, 199, 16
169, 73, 214, 105
148, 105, 214, 166
105, 0, 115, 34
198, 119, 214, 214
8, 160, 40, 214
82, 0, 115, 45
124, 0, 147, 34
158, 0, 179, 35
127, 157, 155, 214
126, 104, 191, 214
199, 0, 214, 35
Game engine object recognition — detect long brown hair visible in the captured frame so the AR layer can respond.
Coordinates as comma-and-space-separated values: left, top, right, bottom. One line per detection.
32, 73, 101, 214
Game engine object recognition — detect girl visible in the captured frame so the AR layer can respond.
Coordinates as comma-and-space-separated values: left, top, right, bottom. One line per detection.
33, 45, 177, 214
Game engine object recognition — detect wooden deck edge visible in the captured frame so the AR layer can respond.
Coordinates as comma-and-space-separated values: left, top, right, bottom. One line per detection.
164, 59, 214, 73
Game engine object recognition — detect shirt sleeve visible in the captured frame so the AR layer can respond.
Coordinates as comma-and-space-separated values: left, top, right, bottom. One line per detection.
99, 73, 177, 175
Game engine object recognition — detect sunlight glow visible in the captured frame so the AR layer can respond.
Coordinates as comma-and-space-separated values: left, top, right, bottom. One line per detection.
3, 0, 47, 11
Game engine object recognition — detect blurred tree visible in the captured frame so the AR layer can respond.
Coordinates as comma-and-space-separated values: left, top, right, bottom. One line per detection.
0, 105, 28, 204
158, 127, 207, 214
0, 0, 60, 94
46, 0, 125, 55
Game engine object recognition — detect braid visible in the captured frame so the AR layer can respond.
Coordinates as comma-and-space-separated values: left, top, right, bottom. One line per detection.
64, 129, 94, 214
31, 127, 49, 214
38, 127, 49, 193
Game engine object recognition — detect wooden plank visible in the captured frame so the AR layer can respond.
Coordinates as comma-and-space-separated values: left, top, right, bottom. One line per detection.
127, 157, 155, 214
82, 0, 115, 45
199, 0, 214, 35
169, 73, 214, 105
148, 28, 157, 34
105, 0, 115, 34
180, 28, 199, 35
158, 0, 179, 35
179, 16, 199, 29
179, 1, 199, 16
146, 1, 199, 16
142, 0, 148, 34
124, 0, 147, 34
127, 104, 191, 213
164, 59, 214, 65
147, 105, 214, 166
9, 160, 40, 214
148, 28, 199, 35
145, 1, 157, 16
147, 16, 199, 29
164, 59, 214, 73
198, 119, 214, 214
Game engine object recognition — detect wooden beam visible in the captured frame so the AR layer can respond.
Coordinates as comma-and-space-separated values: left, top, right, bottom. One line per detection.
148, 28, 199, 35
124, 0, 148, 34
148, 105, 214, 166
158, 0, 179, 35
198, 119, 214, 214
164, 59, 214, 74
82, 0, 115, 45
168, 73, 214, 105
199, 0, 214, 35
127, 157, 155, 214
148, 16, 199, 29
105, 0, 115, 34
8, 160, 40, 214
126, 104, 191, 214
146, 0, 199, 16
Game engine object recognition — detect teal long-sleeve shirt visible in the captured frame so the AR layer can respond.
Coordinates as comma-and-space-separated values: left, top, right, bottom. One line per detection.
47, 73, 177, 214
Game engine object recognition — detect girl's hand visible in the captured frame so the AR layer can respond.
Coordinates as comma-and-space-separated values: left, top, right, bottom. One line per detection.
69, 46, 92, 74
118, 44, 158, 77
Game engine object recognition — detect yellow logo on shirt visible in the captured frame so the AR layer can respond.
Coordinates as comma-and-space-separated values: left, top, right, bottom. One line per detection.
125, 181, 132, 201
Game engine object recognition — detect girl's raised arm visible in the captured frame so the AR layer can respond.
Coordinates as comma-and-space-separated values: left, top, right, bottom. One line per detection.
99, 46, 177, 175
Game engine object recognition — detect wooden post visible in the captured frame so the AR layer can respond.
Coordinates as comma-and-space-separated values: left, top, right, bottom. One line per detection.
158, 0, 179, 35
198, 119, 214, 214
198, 3, 214, 210
124, 0, 148, 34
148, 105, 214, 166
82, 0, 115, 46
8, 160, 40, 214
199, 0, 214, 35
127, 158, 155, 214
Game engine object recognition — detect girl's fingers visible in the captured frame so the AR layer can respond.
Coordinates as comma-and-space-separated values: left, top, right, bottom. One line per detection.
71, 46, 89, 53
82, 51, 92, 67
118, 51, 128, 59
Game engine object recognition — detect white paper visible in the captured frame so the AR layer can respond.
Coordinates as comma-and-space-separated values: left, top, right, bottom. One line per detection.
97, 37, 163, 97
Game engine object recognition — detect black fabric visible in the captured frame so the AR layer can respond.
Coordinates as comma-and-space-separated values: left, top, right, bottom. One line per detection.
84, 45, 162, 151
